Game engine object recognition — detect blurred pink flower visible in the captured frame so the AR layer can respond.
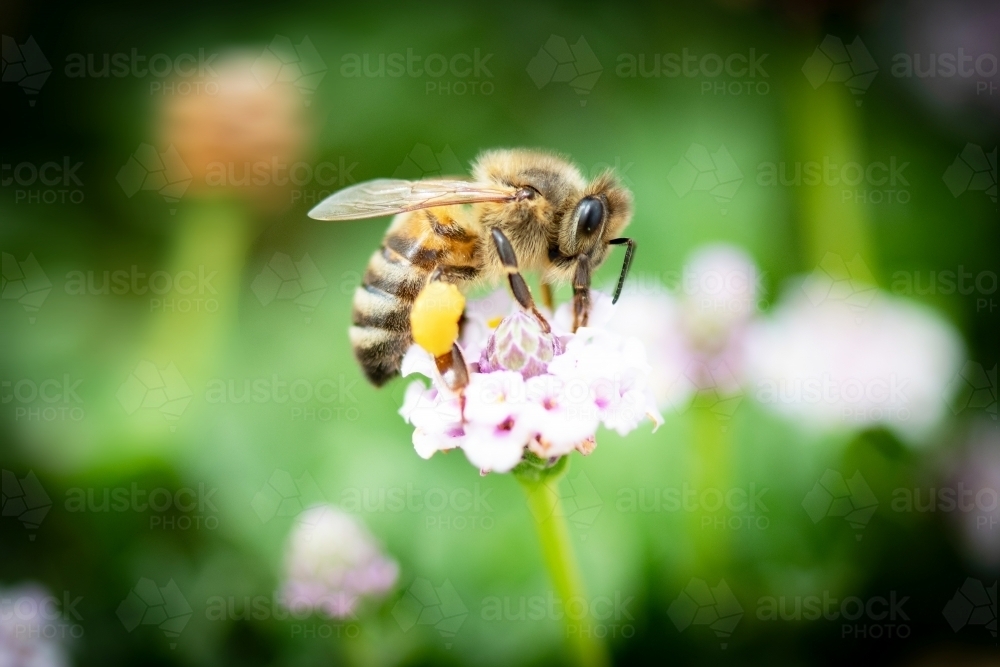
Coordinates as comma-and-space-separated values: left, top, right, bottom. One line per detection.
949, 425, 1000, 567
607, 244, 762, 411
281, 505, 398, 619
0, 584, 69, 667
744, 290, 965, 443
399, 289, 662, 473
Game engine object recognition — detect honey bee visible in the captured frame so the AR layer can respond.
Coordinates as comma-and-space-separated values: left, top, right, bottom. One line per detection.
308, 149, 636, 388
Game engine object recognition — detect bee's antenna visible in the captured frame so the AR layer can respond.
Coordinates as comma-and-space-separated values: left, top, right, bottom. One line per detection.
608, 238, 635, 304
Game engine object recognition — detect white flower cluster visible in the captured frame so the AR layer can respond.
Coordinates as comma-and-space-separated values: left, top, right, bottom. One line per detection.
609, 243, 965, 444
400, 290, 663, 473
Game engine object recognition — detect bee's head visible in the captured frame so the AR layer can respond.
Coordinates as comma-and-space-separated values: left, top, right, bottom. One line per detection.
558, 171, 632, 267
473, 150, 632, 269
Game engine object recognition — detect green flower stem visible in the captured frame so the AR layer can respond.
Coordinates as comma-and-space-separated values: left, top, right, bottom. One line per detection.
114, 196, 253, 447
515, 456, 609, 667
788, 71, 875, 273
687, 407, 732, 575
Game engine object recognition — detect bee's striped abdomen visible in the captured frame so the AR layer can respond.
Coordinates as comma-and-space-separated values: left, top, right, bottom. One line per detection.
350, 243, 427, 386
350, 209, 482, 387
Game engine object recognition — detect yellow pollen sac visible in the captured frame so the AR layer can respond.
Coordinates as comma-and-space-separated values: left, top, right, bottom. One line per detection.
487, 316, 503, 329
411, 281, 466, 357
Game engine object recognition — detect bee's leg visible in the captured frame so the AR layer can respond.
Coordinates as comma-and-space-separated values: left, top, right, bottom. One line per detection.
423, 267, 470, 394
540, 281, 554, 311
572, 254, 591, 332
433, 343, 470, 394
490, 228, 550, 332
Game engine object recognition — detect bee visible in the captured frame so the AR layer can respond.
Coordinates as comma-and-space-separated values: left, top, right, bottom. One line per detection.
308, 148, 636, 388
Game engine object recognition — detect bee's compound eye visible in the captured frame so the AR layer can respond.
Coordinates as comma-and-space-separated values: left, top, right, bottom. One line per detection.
576, 196, 604, 236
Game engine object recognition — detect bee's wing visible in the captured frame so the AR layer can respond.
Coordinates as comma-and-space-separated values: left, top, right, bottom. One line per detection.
308, 178, 519, 221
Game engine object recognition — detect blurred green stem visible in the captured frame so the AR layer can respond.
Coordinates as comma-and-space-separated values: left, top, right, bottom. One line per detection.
140, 196, 252, 376
515, 456, 609, 667
789, 73, 875, 272
688, 407, 731, 575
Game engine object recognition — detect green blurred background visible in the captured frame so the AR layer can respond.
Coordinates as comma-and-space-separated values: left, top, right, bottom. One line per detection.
2, 0, 998, 665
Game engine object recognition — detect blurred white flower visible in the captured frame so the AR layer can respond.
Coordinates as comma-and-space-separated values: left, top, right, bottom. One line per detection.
744, 290, 965, 443
281, 505, 398, 619
399, 289, 662, 473
607, 244, 763, 411
949, 425, 1000, 567
0, 584, 69, 667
